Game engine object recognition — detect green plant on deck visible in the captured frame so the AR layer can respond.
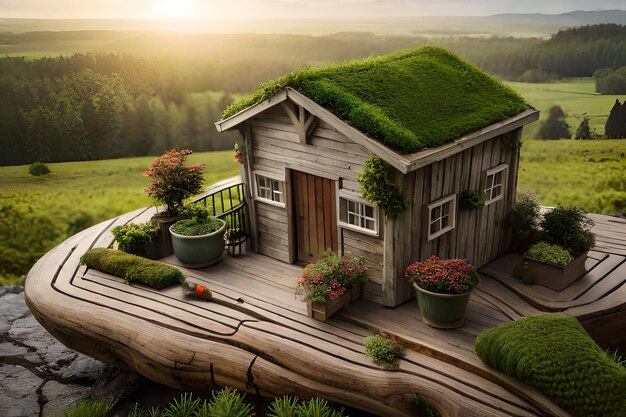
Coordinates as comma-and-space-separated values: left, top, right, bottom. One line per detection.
80, 248, 184, 289
524, 241, 574, 267
64, 400, 112, 417
459, 190, 486, 210
364, 332, 403, 366
111, 222, 159, 255
28, 162, 51, 176
357, 155, 404, 219
507, 189, 541, 251
171, 205, 225, 236
541, 205, 595, 257
474, 314, 626, 417
411, 394, 441, 417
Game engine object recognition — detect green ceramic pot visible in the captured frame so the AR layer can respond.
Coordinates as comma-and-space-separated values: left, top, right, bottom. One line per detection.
412, 281, 477, 329
169, 219, 227, 268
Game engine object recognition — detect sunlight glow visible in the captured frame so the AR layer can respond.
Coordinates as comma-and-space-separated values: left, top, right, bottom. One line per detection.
152, 0, 196, 19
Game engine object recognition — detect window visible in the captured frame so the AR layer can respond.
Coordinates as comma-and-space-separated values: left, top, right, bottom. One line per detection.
428, 195, 456, 241
338, 191, 378, 235
484, 164, 508, 205
254, 173, 285, 207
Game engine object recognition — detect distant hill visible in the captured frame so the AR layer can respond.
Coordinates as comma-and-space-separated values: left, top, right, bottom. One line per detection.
1, 10, 626, 38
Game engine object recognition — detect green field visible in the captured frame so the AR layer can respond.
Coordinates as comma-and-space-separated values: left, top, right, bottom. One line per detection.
0, 151, 239, 284
506, 78, 621, 138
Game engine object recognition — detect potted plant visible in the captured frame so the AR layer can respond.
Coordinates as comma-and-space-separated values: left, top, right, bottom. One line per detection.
459, 190, 486, 210
295, 252, 368, 321
405, 256, 479, 329
144, 149, 205, 256
170, 205, 227, 268
111, 222, 161, 259
507, 189, 542, 252
521, 205, 595, 290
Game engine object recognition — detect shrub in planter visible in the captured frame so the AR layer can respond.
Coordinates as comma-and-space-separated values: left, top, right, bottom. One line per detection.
170, 205, 227, 267
474, 315, 626, 417
111, 222, 160, 257
364, 332, 403, 366
541, 205, 595, 257
80, 248, 184, 289
28, 162, 51, 176
524, 241, 574, 267
406, 256, 479, 328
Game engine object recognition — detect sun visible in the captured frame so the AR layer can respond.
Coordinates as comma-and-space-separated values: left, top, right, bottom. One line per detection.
152, 0, 196, 19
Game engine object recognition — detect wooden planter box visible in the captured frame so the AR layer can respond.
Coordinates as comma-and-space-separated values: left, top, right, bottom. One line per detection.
308, 285, 361, 322
523, 251, 588, 291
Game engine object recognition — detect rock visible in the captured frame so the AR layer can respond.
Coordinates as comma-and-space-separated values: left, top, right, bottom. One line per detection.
0, 291, 31, 336
89, 365, 145, 404
57, 354, 106, 384
0, 285, 23, 298
40, 380, 91, 417
0, 364, 42, 417
0, 341, 43, 366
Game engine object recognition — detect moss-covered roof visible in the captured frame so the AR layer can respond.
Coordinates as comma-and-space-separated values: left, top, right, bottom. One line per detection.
222, 46, 528, 153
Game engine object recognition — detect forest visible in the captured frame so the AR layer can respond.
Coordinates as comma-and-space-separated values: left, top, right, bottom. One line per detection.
2, 24, 626, 166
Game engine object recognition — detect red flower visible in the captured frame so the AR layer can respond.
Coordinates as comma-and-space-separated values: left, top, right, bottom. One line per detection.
405, 256, 478, 295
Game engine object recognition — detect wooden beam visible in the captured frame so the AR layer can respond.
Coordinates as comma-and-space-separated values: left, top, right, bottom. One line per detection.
216, 90, 288, 132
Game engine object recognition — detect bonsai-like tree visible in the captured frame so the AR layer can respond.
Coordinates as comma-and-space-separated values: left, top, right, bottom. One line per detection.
538, 106, 571, 139
144, 149, 204, 216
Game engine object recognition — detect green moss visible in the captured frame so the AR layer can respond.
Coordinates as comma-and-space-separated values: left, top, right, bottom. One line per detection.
364, 332, 403, 365
524, 241, 574, 266
222, 46, 527, 153
80, 248, 184, 289
474, 315, 626, 417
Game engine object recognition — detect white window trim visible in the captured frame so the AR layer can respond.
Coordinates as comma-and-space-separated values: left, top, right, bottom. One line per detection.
427, 194, 456, 241
253, 170, 286, 208
337, 189, 379, 237
484, 164, 508, 206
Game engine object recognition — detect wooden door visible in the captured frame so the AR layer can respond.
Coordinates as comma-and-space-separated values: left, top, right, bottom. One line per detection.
292, 171, 338, 263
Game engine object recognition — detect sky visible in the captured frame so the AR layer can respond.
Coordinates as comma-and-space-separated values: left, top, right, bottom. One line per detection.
0, 0, 625, 20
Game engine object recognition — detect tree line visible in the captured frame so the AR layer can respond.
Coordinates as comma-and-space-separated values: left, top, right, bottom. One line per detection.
538, 100, 626, 139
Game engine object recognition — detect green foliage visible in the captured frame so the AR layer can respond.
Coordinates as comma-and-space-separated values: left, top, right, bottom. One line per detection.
524, 241, 574, 267
364, 333, 403, 366
604, 99, 626, 138
80, 248, 184, 289
267, 396, 300, 417
458, 190, 486, 210
296, 398, 345, 417
474, 314, 626, 417
357, 156, 404, 219
200, 387, 254, 417
411, 394, 441, 417
224, 46, 527, 153
574, 115, 592, 139
170, 214, 225, 236
541, 206, 595, 256
508, 189, 541, 251
606, 349, 626, 369
28, 162, 51, 176
596, 67, 626, 95
537, 106, 571, 139
111, 222, 159, 255
163, 393, 203, 417
64, 400, 112, 417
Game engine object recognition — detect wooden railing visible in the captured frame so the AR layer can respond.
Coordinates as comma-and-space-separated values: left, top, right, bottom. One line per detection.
192, 176, 248, 255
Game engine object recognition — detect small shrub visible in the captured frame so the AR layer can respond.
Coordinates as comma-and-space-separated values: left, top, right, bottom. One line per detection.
28, 162, 51, 176
112, 222, 159, 255
200, 387, 254, 417
65, 400, 112, 417
524, 241, 574, 266
508, 189, 541, 251
411, 394, 441, 417
267, 396, 300, 417
541, 206, 595, 256
364, 332, 403, 365
297, 398, 345, 417
459, 190, 486, 210
163, 393, 202, 417
357, 155, 404, 219
80, 248, 184, 289
171, 216, 224, 236
474, 315, 626, 417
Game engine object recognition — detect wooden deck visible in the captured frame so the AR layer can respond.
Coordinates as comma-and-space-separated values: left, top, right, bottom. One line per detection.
25, 208, 626, 417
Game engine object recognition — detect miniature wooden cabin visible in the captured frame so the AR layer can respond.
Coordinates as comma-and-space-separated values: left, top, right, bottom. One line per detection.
216, 47, 539, 307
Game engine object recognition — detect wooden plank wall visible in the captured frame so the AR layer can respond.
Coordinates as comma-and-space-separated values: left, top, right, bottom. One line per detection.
392, 129, 522, 305
245, 105, 385, 297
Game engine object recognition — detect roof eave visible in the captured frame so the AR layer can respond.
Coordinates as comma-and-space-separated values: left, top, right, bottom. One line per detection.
215, 89, 289, 132
402, 107, 540, 173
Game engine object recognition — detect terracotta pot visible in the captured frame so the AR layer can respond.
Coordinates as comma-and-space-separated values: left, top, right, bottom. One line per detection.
412, 281, 476, 329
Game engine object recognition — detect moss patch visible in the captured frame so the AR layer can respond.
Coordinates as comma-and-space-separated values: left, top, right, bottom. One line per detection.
80, 248, 184, 289
474, 314, 626, 417
222, 46, 527, 153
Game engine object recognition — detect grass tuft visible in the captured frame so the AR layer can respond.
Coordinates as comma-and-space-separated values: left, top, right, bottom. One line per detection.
65, 400, 112, 417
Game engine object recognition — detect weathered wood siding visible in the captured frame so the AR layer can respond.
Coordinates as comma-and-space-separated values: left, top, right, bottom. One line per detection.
244, 105, 385, 295
388, 129, 522, 306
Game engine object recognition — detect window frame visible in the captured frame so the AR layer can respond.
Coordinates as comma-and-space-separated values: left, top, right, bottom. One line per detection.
253, 171, 286, 208
337, 189, 379, 236
427, 194, 456, 241
484, 164, 508, 206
